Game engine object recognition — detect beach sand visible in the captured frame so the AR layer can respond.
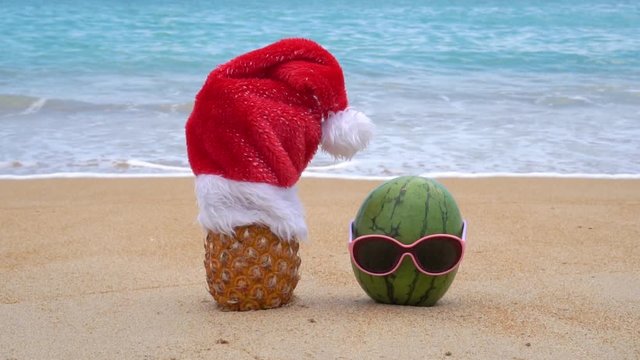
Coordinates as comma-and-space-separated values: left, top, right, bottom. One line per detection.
1, 177, 638, 359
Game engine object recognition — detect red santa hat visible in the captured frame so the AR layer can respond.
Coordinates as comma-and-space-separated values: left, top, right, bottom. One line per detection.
186, 38, 373, 241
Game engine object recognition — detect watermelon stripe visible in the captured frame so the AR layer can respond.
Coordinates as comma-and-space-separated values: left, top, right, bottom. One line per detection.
420, 269, 458, 306
363, 186, 393, 236
386, 179, 412, 239
388, 178, 412, 221
363, 271, 390, 303
415, 276, 438, 305
403, 268, 422, 305
384, 275, 397, 304
418, 183, 432, 238
440, 192, 449, 233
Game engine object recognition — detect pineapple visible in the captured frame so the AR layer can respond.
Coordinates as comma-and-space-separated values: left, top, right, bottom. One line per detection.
204, 224, 301, 311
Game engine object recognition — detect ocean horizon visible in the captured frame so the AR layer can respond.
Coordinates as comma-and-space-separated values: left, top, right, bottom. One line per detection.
2, 0, 639, 179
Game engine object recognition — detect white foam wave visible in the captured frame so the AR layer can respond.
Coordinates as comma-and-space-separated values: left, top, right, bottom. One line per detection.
417, 172, 640, 179
302, 171, 394, 181
0, 93, 193, 115
304, 171, 640, 180
124, 159, 191, 172
21, 97, 47, 115
534, 94, 597, 106
306, 160, 356, 171
3, 171, 638, 181
0, 172, 193, 180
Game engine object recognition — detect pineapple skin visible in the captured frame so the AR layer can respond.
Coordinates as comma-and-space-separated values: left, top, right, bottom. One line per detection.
204, 225, 301, 311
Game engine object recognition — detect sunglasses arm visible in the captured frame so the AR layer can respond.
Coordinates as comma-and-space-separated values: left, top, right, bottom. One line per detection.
461, 221, 468, 243
348, 221, 355, 244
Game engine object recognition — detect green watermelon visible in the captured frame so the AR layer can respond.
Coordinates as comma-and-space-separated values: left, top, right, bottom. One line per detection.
352, 176, 464, 306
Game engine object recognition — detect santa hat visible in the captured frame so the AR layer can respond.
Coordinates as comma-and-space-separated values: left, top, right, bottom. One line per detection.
186, 38, 373, 241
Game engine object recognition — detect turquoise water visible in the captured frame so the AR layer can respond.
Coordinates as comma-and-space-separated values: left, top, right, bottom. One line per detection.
1, 0, 639, 177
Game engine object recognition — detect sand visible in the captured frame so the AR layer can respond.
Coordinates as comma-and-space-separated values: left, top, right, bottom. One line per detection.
1, 177, 638, 359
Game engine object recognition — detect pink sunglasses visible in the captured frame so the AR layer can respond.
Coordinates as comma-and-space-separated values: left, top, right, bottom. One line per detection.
349, 221, 467, 276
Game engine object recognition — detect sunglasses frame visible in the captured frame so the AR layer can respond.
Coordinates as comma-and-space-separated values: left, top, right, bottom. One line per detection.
349, 221, 467, 277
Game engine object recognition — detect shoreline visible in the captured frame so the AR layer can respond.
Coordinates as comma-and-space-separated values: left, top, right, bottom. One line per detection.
1, 177, 638, 359
2, 171, 640, 180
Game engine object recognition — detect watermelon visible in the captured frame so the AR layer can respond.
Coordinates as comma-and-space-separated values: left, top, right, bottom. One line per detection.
352, 176, 464, 306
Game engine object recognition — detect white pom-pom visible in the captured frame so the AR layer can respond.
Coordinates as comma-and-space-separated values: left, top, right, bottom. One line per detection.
321, 109, 374, 160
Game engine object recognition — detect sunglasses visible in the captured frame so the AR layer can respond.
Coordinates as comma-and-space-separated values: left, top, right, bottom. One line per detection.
349, 221, 467, 277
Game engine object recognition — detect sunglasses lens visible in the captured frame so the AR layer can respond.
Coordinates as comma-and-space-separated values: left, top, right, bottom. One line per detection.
414, 238, 462, 274
353, 238, 401, 274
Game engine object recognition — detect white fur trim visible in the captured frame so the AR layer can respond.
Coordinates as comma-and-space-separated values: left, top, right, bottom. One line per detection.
321, 108, 374, 160
195, 175, 307, 241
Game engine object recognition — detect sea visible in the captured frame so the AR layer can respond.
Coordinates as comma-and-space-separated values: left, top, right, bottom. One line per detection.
2, 0, 639, 179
